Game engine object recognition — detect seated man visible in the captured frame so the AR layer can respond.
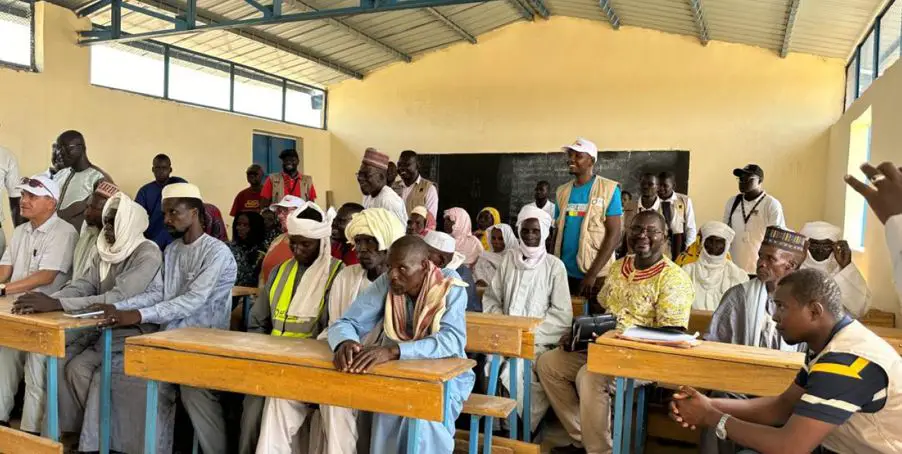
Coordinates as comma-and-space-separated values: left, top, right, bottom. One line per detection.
671, 269, 901, 454
331, 202, 364, 266
257, 207, 404, 454
482, 206, 571, 433
800, 221, 871, 318
536, 211, 694, 454
406, 205, 434, 236
97, 183, 237, 454
328, 235, 475, 454
423, 230, 479, 312
13, 192, 162, 453
243, 202, 344, 454
72, 181, 119, 280
259, 195, 305, 290
0, 175, 78, 433
681, 221, 749, 311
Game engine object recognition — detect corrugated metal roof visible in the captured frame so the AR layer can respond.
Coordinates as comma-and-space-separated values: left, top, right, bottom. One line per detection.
51, 0, 887, 87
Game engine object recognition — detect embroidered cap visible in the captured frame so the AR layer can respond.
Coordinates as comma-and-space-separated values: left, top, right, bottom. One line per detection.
94, 181, 120, 199
362, 147, 390, 171
762, 226, 807, 254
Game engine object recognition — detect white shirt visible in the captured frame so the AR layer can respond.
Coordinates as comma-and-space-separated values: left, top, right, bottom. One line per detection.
723, 192, 785, 273
400, 175, 439, 220
1, 213, 79, 294
885, 215, 902, 310
0, 147, 21, 200
661, 192, 697, 241
363, 185, 408, 226
525, 201, 556, 222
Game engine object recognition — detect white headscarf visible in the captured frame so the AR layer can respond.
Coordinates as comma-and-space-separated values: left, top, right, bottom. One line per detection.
480, 224, 517, 267
516, 205, 552, 269
800, 221, 843, 276
286, 202, 335, 319
96, 193, 153, 281
683, 221, 749, 311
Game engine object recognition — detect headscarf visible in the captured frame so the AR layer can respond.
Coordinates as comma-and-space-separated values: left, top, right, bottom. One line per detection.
285, 202, 335, 319
480, 224, 517, 267
443, 207, 482, 266
477, 207, 501, 250
344, 208, 405, 251
800, 221, 843, 276
411, 205, 436, 235
683, 221, 749, 310
96, 193, 154, 281
516, 205, 552, 269
384, 261, 456, 342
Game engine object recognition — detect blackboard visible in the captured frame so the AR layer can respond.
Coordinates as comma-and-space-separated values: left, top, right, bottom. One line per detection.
418, 150, 690, 225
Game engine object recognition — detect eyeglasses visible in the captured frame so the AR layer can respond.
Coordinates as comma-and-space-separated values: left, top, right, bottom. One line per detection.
629, 226, 664, 237
20, 178, 48, 192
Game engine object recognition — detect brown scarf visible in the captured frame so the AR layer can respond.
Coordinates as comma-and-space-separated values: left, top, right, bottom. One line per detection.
383, 261, 452, 342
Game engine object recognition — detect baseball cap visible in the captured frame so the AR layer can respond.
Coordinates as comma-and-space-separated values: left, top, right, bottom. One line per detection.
732, 164, 764, 180
270, 195, 305, 211
279, 149, 299, 160
17, 175, 60, 201
561, 138, 598, 162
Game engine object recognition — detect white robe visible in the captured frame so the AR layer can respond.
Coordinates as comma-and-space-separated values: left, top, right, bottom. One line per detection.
362, 186, 408, 227
801, 257, 871, 319
683, 259, 749, 311
888, 215, 902, 309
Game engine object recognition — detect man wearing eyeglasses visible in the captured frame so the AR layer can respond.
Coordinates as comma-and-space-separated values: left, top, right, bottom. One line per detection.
0, 175, 79, 434
52, 130, 112, 230
724, 164, 785, 274
358, 148, 408, 226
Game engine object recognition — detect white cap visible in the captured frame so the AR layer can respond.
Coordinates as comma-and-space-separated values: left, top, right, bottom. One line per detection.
562, 137, 598, 162
17, 175, 60, 201
269, 195, 305, 211
800, 221, 843, 242
161, 183, 203, 201
423, 231, 456, 254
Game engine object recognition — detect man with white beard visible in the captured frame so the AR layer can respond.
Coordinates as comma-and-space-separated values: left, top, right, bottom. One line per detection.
799, 221, 871, 318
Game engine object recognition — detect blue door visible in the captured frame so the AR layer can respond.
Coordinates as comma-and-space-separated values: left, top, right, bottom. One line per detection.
252, 133, 298, 175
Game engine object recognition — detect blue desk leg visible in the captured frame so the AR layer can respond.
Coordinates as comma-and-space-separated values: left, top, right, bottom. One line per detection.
612, 378, 624, 454
192, 434, 200, 454
241, 296, 251, 332
636, 386, 647, 454
100, 327, 112, 454
508, 358, 518, 441
469, 415, 479, 454
622, 379, 635, 454
522, 359, 531, 442
406, 418, 421, 454
46, 356, 59, 441
144, 380, 158, 454
483, 355, 501, 454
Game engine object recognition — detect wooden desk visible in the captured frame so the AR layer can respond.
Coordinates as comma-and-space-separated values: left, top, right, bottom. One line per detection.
464, 312, 542, 444
231, 286, 258, 332
125, 328, 475, 454
870, 326, 902, 355
0, 297, 114, 451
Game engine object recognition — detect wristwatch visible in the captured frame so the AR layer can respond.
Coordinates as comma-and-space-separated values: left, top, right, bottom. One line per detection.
715, 414, 731, 440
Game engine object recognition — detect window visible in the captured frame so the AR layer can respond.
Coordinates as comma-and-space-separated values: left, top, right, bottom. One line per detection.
879, 1, 902, 77
845, 0, 902, 110
859, 31, 876, 96
845, 56, 858, 110
0, 0, 33, 69
844, 108, 872, 250
89, 39, 327, 128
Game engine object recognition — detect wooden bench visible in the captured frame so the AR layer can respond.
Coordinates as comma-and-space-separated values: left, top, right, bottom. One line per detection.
454, 430, 540, 454
862, 309, 896, 328
870, 325, 902, 355
571, 296, 587, 317
125, 328, 474, 454
232, 286, 258, 331
0, 426, 62, 454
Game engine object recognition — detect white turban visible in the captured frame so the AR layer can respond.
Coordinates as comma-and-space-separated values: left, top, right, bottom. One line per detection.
285, 202, 335, 320
699, 221, 735, 264
800, 221, 843, 275
96, 192, 155, 280
344, 208, 405, 251
516, 205, 553, 269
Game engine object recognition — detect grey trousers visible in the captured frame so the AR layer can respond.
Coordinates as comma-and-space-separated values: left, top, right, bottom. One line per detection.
240, 395, 265, 454
700, 392, 748, 454
181, 385, 228, 454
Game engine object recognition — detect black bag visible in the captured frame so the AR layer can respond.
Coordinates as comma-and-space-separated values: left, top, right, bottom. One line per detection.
569, 314, 617, 352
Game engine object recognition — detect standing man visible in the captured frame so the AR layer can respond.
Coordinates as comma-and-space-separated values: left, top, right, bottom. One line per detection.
524, 180, 557, 220
0, 142, 24, 257
0, 175, 79, 433
396, 150, 438, 220
658, 171, 696, 257
799, 221, 871, 318
261, 149, 316, 205
328, 235, 475, 454
554, 138, 623, 299
52, 130, 112, 230
231, 164, 266, 216
359, 148, 408, 226
136, 154, 187, 251
724, 164, 785, 274
331, 202, 364, 266
97, 183, 237, 454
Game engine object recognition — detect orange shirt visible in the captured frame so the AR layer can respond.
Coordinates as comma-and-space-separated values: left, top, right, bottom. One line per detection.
260, 235, 293, 285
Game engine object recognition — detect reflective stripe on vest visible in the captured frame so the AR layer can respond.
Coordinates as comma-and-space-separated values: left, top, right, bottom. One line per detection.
270, 259, 343, 338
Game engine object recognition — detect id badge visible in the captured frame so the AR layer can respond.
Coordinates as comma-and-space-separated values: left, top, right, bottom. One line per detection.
743, 231, 752, 243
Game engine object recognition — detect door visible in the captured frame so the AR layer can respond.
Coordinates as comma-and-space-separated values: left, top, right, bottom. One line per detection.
252, 133, 299, 175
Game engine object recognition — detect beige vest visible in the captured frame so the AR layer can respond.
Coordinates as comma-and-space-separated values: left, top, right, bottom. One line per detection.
553, 175, 619, 277
403, 177, 436, 214
816, 321, 902, 454
270, 173, 314, 202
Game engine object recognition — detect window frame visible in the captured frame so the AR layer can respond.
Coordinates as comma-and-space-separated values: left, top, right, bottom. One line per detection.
89, 37, 328, 130
0, 0, 36, 72
844, 0, 901, 111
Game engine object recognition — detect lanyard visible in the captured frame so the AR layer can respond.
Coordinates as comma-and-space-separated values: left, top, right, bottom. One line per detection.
740, 193, 766, 225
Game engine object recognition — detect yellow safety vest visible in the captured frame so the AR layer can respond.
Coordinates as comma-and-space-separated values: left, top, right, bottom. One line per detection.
269, 259, 342, 338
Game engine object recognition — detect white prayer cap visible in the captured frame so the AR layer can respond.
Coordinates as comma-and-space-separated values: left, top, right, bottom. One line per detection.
269, 195, 304, 212
423, 231, 456, 254
700, 221, 736, 245
561, 137, 598, 162
161, 183, 203, 201
800, 222, 842, 242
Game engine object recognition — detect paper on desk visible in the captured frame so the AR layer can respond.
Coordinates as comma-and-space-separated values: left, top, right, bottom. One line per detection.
620, 327, 699, 342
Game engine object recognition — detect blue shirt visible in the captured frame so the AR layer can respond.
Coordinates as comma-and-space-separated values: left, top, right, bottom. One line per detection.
455, 265, 480, 312
560, 180, 622, 278
136, 176, 188, 250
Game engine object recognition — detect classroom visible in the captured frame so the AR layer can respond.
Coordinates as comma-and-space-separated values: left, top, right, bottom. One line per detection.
0, 0, 900, 453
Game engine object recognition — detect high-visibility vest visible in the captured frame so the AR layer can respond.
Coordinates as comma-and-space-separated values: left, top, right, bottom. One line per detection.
269, 258, 342, 338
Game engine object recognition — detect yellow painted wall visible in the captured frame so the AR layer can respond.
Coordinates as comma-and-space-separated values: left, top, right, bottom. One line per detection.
826, 61, 902, 319
0, 2, 331, 230
328, 16, 845, 231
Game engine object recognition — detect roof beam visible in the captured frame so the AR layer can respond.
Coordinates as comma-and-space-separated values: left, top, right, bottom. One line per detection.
508, 0, 534, 21
598, 0, 619, 29
76, 0, 111, 18
425, 7, 477, 44
524, 0, 549, 19
78, 0, 489, 45
93, 0, 364, 79
780, 0, 801, 58
688, 0, 709, 45
285, 0, 412, 63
